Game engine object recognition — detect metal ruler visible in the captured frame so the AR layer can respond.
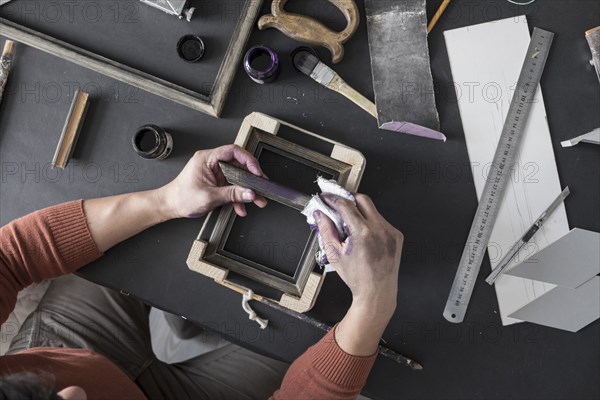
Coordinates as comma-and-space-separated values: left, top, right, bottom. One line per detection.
443, 28, 555, 323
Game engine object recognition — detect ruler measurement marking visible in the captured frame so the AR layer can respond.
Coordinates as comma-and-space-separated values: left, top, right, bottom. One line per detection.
444, 28, 554, 322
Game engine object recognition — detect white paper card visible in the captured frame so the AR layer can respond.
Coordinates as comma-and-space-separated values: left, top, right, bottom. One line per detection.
444, 17, 570, 325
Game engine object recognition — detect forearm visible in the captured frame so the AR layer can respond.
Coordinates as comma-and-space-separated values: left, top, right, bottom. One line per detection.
336, 289, 396, 356
83, 188, 172, 253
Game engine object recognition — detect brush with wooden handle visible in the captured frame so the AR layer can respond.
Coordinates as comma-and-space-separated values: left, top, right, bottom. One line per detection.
292, 49, 446, 141
293, 49, 377, 118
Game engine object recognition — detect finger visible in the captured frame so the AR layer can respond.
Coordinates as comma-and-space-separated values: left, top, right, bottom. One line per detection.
313, 210, 342, 263
233, 203, 247, 217
254, 194, 268, 208
355, 194, 379, 220
321, 194, 365, 232
210, 145, 265, 177
214, 185, 256, 206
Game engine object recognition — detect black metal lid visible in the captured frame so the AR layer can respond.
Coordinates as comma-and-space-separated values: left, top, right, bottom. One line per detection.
177, 35, 205, 63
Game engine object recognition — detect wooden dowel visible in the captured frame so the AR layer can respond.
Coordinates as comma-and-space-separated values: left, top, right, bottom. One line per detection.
427, 0, 452, 33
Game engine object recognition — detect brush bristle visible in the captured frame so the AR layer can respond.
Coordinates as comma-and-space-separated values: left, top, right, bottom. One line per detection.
293, 50, 320, 76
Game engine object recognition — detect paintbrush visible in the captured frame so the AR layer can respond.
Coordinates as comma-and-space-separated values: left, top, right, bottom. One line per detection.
292, 49, 446, 141
293, 49, 377, 118
0, 40, 15, 105
427, 0, 452, 33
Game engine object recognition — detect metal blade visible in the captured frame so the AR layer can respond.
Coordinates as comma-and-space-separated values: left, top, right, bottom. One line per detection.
485, 187, 570, 285
561, 128, 600, 147
218, 162, 312, 211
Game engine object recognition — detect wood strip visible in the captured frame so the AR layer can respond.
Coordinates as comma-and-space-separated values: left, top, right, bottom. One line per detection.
211, 0, 264, 116
52, 90, 90, 169
219, 161, 312, 211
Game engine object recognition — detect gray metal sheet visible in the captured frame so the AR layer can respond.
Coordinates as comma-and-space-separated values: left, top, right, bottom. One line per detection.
365, 0, 440, 131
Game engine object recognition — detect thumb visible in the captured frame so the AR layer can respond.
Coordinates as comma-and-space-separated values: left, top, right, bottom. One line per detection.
214, 185, 256, 206
314, 210, 342, 264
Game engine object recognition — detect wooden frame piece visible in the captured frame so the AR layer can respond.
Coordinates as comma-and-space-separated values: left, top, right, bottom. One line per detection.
52, 90, 90, 169
187, 112, 366, 312
0, 0, 263, 117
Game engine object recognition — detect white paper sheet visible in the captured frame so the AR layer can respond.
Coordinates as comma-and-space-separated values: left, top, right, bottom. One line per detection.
444, 17, 570, 325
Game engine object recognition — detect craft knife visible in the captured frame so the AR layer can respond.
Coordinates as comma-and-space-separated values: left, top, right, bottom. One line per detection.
485, 187, 571, 285
219, 162, 311, 211
443, 28, 554, 323
560, 128, 600, 147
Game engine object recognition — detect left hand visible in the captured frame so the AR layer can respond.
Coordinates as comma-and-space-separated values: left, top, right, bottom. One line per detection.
158, 145, 268, 219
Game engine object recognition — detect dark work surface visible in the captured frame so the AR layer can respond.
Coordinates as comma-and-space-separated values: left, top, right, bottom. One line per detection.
1, 1, 599, 399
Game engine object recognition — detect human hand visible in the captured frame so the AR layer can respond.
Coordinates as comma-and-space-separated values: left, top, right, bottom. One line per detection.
158, 145, 268, 219
314, 194, 403, 314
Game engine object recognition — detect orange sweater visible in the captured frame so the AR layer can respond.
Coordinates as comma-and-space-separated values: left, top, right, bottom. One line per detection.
0, 201, 376, 399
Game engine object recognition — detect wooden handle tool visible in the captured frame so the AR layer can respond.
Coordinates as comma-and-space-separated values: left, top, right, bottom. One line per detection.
427, 0, 452, 33
258, 0, 360, 64
327, 74, 378, 118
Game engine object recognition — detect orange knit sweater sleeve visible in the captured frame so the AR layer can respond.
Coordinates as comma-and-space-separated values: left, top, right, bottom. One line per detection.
1, 201, 377, 399
0, 201, 102, 324
271, 326, 378, 400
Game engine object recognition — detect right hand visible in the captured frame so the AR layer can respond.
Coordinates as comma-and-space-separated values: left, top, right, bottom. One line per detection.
314, 194, 404, 314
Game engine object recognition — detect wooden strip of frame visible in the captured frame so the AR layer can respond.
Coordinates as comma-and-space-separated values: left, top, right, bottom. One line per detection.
52, 90, 90, 169
219, 161, 312, 211
0, 0, 263, 117
211, 0, 263, 116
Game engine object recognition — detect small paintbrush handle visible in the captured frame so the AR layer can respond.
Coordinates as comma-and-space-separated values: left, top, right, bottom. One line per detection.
326, 75, 378, 119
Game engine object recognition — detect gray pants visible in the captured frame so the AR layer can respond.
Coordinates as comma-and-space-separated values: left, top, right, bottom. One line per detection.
8, 275, 287, 400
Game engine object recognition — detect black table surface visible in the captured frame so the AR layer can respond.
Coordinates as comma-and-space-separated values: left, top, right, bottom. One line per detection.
1, 1, 599, 399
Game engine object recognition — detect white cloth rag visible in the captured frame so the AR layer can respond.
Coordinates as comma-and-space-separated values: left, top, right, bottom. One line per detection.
302, 177, 356, 269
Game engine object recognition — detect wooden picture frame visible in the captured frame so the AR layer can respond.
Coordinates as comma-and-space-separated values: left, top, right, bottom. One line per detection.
187, 113, 366, 312
0, 0, 263, 118
205, 130, 353, 296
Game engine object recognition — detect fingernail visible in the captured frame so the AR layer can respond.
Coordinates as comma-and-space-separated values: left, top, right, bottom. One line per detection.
249, 163, 261, 176
243, 190, 254, 203
313, 210, 322, 223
